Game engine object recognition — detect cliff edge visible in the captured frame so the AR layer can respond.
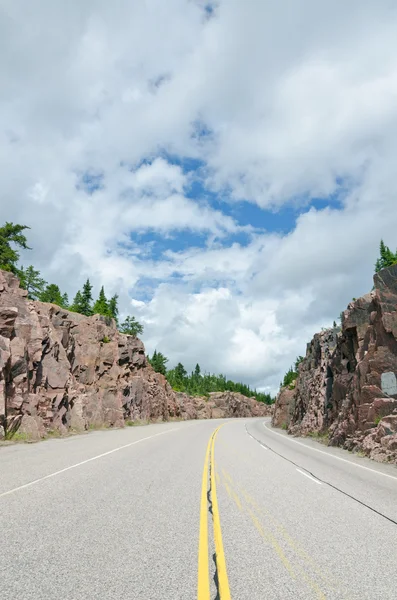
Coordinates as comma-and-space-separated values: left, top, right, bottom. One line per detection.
272, 264, 397, 463
0, 270, 269, 440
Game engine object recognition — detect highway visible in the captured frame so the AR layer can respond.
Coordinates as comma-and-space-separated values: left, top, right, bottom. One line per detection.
1, 418, 397, 599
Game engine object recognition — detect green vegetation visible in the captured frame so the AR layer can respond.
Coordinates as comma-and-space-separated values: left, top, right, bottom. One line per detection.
307, 430, 329, 445
0, 222, 30, 274
39, 283, 68, 307
1, 222, 272, 403
147, 350, 168, 375
147, 356, 273, 404
120, 315, 144, 337
280, 356, 304, 390
375, 240, 397, 272
19, 265, 46, 300
0, 221, 143, 334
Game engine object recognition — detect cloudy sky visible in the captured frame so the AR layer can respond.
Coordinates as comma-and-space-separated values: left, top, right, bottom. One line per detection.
1, 0, 397, 393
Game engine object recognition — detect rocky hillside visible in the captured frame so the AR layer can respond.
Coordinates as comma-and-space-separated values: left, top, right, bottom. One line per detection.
273, 264, 397, 463
0, 270, 270, 440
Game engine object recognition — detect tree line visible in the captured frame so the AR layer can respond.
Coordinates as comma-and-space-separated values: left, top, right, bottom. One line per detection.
147, 351, 274, 404
0, 222, 143, 336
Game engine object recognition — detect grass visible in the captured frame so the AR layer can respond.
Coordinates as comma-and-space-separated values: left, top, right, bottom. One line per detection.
306, 430, 330, 445
125, 419, 150, 427
374, 415, 382, 425
281, 422, 288, 430
4, 431, 29, 442
101, 336, 111, 343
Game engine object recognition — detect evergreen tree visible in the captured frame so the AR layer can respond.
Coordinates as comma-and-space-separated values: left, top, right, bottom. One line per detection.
70, 290, 83, 313
93, 286, 109, 317
120, 315, 144, 337
174, 362, 187, 383
39, 284, 68, 307
148, 350, 168, 375
61, 293, 69, 308
0, 222, 30, 274
108, 294, 119, 323
80, 279, 93, 316
19, 265, 46, 299
375, 240, 397, 272
194, 363, 201, 378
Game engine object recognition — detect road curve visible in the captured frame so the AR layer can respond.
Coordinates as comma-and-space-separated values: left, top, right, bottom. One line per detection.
1, 418, 396, 599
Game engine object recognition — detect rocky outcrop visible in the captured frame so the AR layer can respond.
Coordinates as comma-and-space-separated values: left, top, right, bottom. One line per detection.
272, 264, 397, 463
0, 270, 269, 440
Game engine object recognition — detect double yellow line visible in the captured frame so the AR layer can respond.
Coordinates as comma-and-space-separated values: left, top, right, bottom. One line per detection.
198, 425, 231, 600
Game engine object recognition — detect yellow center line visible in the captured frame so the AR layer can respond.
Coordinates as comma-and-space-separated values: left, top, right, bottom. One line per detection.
197, 428, 216, 600
197, 424, 231, 600
211, 426, 232, 600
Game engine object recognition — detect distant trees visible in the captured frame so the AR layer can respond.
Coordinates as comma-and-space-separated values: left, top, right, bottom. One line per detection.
375, 240, 397, 272
164, 359, 273, 404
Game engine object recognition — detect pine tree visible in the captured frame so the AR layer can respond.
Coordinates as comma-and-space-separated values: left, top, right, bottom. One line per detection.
93, 286, 109, 317
70, 291, 83, 313
0, 222, 30, 274
61, 293, 69, 308
149, 350, 168, 375
108, 294, 119, 323
19, 265, 46, 299
375, 239, 397, 272
194, 363, 201, 378
174, 362, 187, 382
39, 284, 68, 307
120, 315, 143, 337
80, 279, 93, 316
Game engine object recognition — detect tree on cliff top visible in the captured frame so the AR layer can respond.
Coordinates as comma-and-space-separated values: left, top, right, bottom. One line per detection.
19, 265, 46, 300
93, 286, 109, 317
70, 279, 93, 316
120, 315, 144, 337
375, 240, 397, 272
108, 294, 119, 323
39, 283, 68, 308
0, 222, 30, 274
148, 350, 168, 375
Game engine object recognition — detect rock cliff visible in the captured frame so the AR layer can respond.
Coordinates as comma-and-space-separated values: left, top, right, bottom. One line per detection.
0, 270, 270, 440
272, 264, 397, 463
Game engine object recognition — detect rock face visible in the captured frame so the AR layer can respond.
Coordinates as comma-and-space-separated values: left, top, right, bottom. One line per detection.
272, 264, 397, 463
0, 270, 269, 440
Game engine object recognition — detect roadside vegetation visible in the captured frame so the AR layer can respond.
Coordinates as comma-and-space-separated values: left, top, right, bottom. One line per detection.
0, 221, 142, 335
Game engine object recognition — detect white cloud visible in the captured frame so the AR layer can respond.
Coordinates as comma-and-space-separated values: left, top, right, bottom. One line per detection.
1, 1, 397, 392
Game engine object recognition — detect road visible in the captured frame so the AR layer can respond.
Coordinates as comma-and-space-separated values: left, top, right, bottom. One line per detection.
1, 418, 397, 599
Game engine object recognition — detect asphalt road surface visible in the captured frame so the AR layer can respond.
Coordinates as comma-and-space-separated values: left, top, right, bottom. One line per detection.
1, 418, 397, 599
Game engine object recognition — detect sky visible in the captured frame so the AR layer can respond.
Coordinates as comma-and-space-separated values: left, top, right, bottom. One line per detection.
1, 0, 397, 394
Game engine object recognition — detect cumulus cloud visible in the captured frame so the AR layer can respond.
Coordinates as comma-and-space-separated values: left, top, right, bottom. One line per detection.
1, 0, 397, 392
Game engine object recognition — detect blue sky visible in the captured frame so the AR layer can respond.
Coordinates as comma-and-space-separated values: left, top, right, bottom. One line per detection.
2, 0, 397, 392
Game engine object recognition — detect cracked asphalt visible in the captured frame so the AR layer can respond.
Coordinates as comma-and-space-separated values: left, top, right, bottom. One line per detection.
1, 418, 397, 599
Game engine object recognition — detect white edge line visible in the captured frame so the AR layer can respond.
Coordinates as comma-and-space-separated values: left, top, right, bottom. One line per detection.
263, 422, 397, 482
0, 428, 177, 499
296, 468, 322, 485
